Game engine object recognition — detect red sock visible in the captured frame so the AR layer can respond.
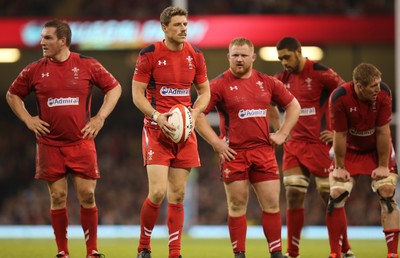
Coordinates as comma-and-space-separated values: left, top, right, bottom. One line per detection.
384, 229, 400, 254
168, 203, 184, 258
341, 222, 351, 253
262, 211, 282, 253
50, 208, 69, 255
138, 198, 160, 252
326, 207, 347, 257
228, 215, 247, 253
286, 208, 304, 257
81, 206, 98, 255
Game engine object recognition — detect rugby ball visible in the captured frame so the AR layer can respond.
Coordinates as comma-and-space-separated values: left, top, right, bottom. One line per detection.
167, 104, 193, 143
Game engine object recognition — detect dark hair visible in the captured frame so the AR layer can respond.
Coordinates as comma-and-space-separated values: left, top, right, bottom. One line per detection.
44, 20, 72, 47
353, 63, 382, 87
276, 36, 301, 51
229, 37, 254, 50
160, 6, 188, 26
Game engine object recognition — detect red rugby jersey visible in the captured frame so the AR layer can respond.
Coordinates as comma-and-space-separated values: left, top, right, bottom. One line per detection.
8, 52, 119, 146
329, 81, 392, 152
205, 69, 294, 150
275, 59, 344, 142
133, 41, 208, 125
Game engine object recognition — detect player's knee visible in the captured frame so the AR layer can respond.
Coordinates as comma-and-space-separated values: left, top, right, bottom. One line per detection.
149, 189, 166, 204
377, 184, 395, 199
330, 187, 348, 200
170, 190, 186, 204
79, 189, 95, 206
315, 176, 330, 194
50, 190, 67, 206
283, 175, 309, 194
228, 198, 247, 213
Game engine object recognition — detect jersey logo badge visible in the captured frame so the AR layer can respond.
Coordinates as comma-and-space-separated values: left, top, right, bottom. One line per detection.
229, 86, 238, 91
306, 77, 312, 90
72, 67, 79, 78
186, 56, 193, 69
158, 60, 167, 66
147, 150, 154, 160
284, 83, 290, 89
349, 107, 357, 112
223, 168, 231, 178
256, 81, 264, 91
41, 72, 49, 78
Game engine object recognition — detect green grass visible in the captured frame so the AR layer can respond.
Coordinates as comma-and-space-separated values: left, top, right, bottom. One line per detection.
0, 237, 387, 257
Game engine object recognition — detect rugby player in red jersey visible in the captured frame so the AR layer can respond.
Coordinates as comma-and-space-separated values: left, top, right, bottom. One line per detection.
6, 20, 121, 258
274, 37, 354, 258
327, 63, 399, 258
195, 37, 300, 258
132, 6, 210, 258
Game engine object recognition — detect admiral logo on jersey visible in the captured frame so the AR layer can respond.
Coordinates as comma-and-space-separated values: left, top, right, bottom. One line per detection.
238, 109, 267, 119
47, 97, 79, 107
160, 86, 190, 96
349, 128, 375, 137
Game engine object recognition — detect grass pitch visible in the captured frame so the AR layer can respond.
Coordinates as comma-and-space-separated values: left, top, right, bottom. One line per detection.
0, 237, 387, 257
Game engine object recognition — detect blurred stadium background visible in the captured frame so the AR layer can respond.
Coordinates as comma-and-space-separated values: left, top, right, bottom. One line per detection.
0, 0, 396, 239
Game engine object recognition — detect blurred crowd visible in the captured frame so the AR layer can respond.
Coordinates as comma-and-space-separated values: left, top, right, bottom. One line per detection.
0, 0, 394, 18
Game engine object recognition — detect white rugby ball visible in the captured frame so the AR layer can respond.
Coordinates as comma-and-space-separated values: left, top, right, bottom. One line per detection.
167, 104, 193, 144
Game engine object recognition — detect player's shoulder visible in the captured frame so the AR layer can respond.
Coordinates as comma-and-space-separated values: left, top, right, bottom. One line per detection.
380, 82, 391, 96
210, 72, 227, 86
312, 61, 330, 71
185, 42, 203, 54
139, 44, 156, 55
330, 82, 350, 103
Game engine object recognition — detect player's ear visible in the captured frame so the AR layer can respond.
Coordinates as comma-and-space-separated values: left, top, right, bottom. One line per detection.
161, 24, 167, 33
252, 53, 257, 61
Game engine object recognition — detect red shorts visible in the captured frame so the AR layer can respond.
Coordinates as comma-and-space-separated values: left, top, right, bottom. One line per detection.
220, 145, 279, 183
35, 140, 100, 181
142, 126, 200, 168
331, 147, 398, 176
283, 140, 331, 178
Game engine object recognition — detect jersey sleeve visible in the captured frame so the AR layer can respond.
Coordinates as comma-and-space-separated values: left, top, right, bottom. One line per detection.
8, 65, 35, 99
133, 49, 153, 84
319, 68, 345, 93
194, 52, 208, 85
203, 77, 223, 115
270, 77, 294, 108
377, 85, 392, 126
329, 87, 348, 132
90, 59, 119, 94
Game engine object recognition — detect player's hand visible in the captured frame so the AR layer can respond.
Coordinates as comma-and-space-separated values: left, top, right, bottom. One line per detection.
213, 137, 237, 161
156, 112, 176, 139
332, 167, 351, 182
269, 131, 288, 146
320, 130, 333, 144
188, 107, 200, 128
26, 115, 50, 137
371, 166, 390, 180
81, 115, 105, 139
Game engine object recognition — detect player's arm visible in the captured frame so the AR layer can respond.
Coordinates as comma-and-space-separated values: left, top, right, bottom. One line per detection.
195, 112, 237, 161
270, 97, 300, 145
372, 122, 391, 180
332, 130, 351, 181
131, 80, 175, 137
192, 80, 211, 124
82, 84, 122, 139
268, 103, 280, 132
6, 91, 50, 136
